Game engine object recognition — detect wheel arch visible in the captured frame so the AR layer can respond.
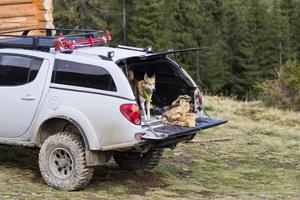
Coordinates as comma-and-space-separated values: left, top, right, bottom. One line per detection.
35, 116, 90, 149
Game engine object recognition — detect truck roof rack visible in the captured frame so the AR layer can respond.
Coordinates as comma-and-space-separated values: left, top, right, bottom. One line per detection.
0, 28, 112, 52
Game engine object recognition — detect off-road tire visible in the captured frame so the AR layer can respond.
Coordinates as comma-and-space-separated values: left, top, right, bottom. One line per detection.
39, 132, 94, 191
113, 149, 164, 171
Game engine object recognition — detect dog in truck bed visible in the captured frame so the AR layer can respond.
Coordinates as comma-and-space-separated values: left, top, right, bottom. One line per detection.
129, 71, 156, 124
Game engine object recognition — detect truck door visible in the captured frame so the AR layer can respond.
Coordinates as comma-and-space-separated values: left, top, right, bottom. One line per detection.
0, 53, 48, 138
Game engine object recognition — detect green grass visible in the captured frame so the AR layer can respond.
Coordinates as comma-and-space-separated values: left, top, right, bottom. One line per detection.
0, 96, 299, 199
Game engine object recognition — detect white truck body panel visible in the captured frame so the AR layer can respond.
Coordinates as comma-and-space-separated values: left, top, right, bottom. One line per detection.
0, 47, 145, 150
0, 46, 201, 150
0, 59, 49, 137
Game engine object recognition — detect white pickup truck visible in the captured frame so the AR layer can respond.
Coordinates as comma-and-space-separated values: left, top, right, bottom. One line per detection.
0, 28, 226, 191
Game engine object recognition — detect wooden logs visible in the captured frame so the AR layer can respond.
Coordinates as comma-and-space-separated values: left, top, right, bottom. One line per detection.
33, 0, 52, 10
0, 0, 54, 34
0, 0, 33, 5
0, 4, 39, 18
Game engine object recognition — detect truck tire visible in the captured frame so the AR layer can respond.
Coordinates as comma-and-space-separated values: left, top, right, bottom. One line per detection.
39, 132, 94, 191
113, 149, 163, 171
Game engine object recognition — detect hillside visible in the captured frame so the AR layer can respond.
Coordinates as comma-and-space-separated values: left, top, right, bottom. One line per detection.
0, 96, 299, 199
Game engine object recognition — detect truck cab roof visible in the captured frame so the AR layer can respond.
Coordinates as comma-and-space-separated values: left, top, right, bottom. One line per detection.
74, 46, 149, 62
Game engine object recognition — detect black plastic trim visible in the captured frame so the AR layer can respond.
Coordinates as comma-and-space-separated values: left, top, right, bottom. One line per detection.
153, 134, 195, 148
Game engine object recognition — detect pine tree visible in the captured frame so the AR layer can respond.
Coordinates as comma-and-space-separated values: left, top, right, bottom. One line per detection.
246, 0, 277, 80
104, 0, 126, 44
198, 0, 230, 93
279, 0, 298, 60
269, 0, 284, 66
53, 0, 107, 29
162, 0, 204, 82
53, 0, 78, 28
155, 0, 179, 51
290, 1, 300, 61
220, 0, 254, 96
126, 0, 162, 49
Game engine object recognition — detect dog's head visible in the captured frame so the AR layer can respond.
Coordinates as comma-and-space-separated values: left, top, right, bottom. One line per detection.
144, 73, 156, 94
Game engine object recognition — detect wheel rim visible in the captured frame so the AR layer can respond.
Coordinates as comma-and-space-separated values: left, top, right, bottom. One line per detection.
49, 148, 74, 179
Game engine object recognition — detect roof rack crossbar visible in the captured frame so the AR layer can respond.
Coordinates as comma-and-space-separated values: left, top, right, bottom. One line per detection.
0, 28, 111, 52
0, 28, 103, 36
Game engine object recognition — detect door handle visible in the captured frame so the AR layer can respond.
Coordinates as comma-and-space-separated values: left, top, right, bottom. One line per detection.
21, 94, 35, 101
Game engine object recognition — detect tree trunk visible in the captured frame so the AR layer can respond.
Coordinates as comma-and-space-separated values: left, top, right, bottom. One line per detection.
122, 0, 127, 44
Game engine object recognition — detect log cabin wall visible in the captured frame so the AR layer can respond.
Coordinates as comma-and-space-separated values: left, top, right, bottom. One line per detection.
0, 0, 54, 34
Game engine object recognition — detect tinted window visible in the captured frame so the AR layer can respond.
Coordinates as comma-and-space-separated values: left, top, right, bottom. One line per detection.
0, 54, 42, 86
29, 59, 43, 82
52, 60, 117, 91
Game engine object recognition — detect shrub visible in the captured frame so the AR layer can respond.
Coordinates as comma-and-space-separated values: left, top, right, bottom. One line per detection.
258, 61, 300, 110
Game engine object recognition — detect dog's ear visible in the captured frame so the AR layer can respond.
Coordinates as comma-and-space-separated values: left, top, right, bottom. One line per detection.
144, 73, 149, 81
151, 74, 156, 80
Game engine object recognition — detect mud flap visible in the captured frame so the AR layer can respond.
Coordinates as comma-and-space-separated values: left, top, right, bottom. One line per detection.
142, 117, 227, 140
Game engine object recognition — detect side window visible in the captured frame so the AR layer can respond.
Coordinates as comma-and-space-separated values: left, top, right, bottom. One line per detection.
29, 59, 43, 82
52, 60, 117, 92
0, 54, 43, 86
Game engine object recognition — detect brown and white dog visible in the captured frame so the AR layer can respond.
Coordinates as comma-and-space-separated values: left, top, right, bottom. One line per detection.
129, 71, 156, 124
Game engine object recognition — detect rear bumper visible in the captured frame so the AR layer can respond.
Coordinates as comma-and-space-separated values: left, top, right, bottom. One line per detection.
141, 117, 227, 147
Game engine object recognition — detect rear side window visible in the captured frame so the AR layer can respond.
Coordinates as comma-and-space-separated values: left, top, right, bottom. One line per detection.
52, 60, 117, 92
0, 54, 43, 86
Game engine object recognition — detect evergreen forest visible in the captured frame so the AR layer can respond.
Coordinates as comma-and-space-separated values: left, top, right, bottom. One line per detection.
53, 0, 300, 100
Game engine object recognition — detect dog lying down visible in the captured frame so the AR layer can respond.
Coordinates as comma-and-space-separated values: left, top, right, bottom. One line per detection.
162, 95, 196, 128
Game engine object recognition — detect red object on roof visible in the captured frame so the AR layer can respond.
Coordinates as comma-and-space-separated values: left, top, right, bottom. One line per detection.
54, 30, 112, 52
105, 30, 112, 42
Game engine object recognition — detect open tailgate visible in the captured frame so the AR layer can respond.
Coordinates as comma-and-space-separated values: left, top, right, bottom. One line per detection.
142, 117, 227, 140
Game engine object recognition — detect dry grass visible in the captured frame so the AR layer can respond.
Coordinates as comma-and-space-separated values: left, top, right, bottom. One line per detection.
0, 96, 299, 199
